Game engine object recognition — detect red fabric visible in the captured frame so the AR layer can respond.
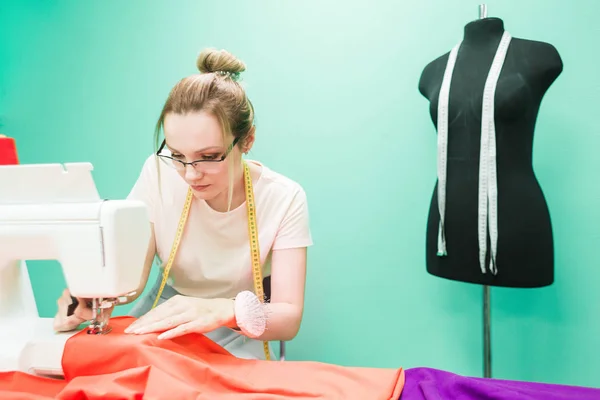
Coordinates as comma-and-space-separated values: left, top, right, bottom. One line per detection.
0, 316, 405, 399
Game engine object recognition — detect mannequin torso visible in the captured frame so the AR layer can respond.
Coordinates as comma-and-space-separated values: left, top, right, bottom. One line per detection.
418, 17, 563, 288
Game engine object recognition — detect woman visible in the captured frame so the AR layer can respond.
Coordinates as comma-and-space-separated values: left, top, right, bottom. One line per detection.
53, 48, 313, 360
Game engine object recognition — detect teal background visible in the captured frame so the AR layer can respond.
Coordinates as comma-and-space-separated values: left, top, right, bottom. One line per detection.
1, 0, 599, 389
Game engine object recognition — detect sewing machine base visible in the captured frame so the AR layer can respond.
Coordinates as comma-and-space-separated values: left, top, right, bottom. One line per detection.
0, 316, 75, 378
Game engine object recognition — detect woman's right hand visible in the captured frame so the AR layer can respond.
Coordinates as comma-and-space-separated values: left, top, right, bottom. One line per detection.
53, 289, 93, 332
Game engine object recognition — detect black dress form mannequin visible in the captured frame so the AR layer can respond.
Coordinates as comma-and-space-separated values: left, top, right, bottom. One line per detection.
418, 17, 563, 288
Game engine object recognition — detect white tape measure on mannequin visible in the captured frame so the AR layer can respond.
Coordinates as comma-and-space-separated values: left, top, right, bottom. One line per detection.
436, 31, 512, 275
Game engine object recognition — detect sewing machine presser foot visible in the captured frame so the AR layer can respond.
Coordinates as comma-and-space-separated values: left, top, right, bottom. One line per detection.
86, 298, 116, 335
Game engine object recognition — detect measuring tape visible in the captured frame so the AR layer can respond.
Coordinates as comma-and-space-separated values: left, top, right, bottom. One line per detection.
152, 160, 271, 360
242, 160, 271, 360
436, 31, 512, 275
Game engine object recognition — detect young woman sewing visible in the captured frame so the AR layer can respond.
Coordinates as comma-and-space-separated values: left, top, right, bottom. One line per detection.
53, 48, 313, 360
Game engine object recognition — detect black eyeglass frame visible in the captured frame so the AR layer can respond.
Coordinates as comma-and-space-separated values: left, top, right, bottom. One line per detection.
156, 136, 241, 169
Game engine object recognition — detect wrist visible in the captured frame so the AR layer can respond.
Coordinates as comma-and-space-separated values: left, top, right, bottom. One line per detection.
225, 298, 240, 330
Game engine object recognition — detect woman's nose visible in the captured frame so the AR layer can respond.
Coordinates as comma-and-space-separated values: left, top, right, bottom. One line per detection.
184, 165, 203, 180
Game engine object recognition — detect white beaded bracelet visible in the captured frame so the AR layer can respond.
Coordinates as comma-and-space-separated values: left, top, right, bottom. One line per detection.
234, 291, 267, 338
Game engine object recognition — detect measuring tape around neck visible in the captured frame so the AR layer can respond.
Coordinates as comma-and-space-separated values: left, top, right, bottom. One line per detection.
436, 31, 512, 275
152, 160, 271, 360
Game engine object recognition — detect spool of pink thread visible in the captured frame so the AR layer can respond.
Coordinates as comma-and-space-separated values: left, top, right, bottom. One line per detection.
0, 135, 19, 165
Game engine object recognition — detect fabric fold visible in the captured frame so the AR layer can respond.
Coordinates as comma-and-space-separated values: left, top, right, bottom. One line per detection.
0, 316, 405, 400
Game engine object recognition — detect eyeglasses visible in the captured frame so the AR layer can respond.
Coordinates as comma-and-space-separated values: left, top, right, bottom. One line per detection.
156, 136, 240, 172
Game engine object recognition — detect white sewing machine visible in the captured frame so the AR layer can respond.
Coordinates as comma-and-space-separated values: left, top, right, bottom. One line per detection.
0, 162, 151, 378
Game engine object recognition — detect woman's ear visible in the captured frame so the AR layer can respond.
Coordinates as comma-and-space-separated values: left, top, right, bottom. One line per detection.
243, 126, 256, 153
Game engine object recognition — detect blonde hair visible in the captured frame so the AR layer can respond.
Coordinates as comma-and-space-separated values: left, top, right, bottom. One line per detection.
153, 48, 255, 210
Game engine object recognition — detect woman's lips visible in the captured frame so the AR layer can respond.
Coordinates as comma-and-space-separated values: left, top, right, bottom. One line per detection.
191, 184, 210, 191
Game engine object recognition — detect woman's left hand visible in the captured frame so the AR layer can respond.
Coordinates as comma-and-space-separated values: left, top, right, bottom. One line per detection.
124, 295, 236, 340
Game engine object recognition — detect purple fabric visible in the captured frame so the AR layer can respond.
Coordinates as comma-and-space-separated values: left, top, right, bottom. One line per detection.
400, 367, 600, 400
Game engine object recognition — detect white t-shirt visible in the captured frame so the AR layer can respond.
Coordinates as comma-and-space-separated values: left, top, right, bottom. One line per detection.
127, 155, 313, 299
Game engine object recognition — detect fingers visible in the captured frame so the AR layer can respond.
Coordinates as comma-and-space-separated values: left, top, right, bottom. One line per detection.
157, 317, 222, 340
157, 322, 193, 340
124, 296, 182, 333
73, 303, 93, 321
143, 295, 183, 318
53, 296, 84, 333
57, 292, 78, 319
124, 296, 228, 339
54, 290, 94, 332
125, 311, 190, 334
63, 295, 92, 321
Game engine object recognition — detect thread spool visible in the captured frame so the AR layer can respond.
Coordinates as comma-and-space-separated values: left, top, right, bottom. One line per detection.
0, 135, 19, 165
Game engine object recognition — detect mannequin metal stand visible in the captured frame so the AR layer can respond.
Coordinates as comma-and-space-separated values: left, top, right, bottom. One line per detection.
484, 285, 491, 378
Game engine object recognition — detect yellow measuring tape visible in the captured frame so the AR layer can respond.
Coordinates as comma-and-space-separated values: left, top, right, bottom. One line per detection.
152, 160, 271, 360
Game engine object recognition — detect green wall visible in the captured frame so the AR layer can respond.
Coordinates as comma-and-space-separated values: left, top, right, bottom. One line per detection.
2, 0, 598, 389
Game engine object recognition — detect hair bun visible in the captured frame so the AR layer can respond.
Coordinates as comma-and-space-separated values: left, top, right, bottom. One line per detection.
197, 48, 246, 78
